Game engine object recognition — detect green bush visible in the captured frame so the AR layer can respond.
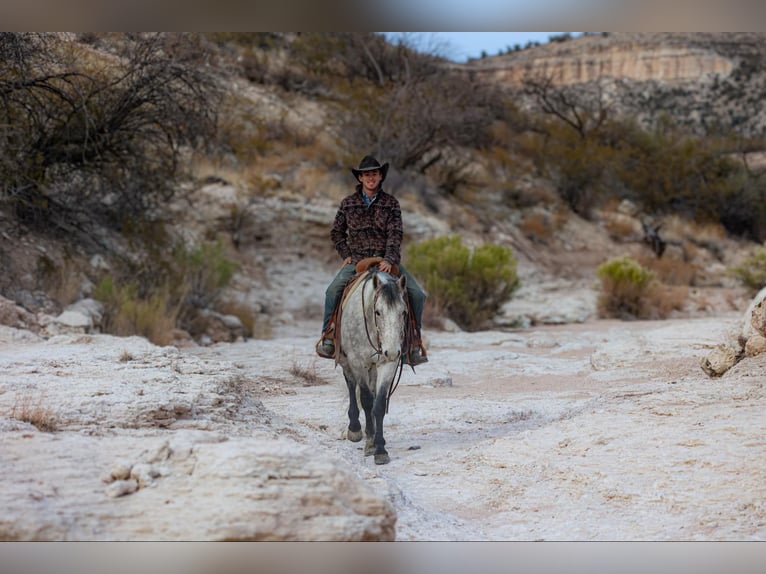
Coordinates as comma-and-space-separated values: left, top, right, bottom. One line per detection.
729, 245, 766, 294
596, 256, 656, 319
406, 236, 519, 331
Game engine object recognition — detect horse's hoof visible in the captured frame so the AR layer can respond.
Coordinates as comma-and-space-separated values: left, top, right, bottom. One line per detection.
347, 429, 363, 442
364, 440, 375, 456
374, 452, 390, 465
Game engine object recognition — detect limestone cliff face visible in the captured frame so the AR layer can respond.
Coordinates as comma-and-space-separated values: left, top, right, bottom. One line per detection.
458, 32, 766, 136
475, 43, 733, 85
462, 32, 764, 86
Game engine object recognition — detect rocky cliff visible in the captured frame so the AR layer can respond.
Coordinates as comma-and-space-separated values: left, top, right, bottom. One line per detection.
463, 33, 763, 85
460, 32, 766, 136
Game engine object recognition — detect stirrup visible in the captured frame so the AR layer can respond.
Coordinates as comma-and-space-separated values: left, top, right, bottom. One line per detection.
316, 338, 335, 359
406, 348, 428, 366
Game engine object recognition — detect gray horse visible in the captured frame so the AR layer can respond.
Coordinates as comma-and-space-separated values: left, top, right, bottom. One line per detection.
338, 269, 408, 465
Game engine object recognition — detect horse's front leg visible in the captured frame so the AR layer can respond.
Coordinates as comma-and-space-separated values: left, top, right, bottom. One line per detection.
371, 365, 396, 465
358, 383, 376, 456
371, 385, 389, 465
344, 373, 362, 442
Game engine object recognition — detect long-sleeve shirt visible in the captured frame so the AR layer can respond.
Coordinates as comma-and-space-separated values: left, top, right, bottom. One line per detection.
330, 187, 404, 265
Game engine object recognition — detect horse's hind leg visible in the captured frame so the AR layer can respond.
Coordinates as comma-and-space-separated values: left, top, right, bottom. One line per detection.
358, 384, 376, 456
344, 375, 363, 442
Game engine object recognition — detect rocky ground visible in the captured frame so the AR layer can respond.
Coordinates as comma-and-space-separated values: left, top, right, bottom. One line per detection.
2, 286, 766, 540
1, 173, 763, 542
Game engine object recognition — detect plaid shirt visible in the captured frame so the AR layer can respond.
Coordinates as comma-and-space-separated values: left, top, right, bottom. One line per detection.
331, 187, 404, 265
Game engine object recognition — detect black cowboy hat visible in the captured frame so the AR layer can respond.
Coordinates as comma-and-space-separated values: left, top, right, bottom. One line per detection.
351, 155, 389, 182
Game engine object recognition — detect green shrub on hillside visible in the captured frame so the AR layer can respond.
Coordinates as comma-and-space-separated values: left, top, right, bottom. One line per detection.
729, 246, 766, 294
596, 256, 656, 320
406, 236, 519, 331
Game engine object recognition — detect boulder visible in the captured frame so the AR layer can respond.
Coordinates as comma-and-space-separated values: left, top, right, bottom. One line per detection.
744, 333, 766, 357
701, 286, 766, 377
0, 295, 38, 331
701, 343, 740, 377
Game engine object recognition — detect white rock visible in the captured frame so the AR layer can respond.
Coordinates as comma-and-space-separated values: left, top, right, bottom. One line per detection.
65, 298, 104, 326
110, 459, 133, 481
130, 463, 160, 488
105, 480, 138, 498
54, 310, 91, 330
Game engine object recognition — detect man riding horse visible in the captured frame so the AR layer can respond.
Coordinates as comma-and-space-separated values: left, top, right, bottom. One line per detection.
316, 155, 428, 367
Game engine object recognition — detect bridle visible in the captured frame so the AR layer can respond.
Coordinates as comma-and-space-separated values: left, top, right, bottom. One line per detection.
360, 272, 407, 412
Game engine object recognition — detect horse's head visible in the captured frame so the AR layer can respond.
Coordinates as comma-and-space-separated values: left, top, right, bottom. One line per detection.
371, 272, 408, 363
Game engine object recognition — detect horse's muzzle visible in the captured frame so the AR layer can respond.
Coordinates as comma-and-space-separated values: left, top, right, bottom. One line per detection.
382, 348, 401, 361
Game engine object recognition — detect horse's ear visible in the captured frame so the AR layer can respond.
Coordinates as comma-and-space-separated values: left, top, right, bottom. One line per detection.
397, 274, 407, 292
373, 272, 382, 290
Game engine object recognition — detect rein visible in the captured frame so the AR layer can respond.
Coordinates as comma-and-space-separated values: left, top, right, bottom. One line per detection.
359, 271, 407, 413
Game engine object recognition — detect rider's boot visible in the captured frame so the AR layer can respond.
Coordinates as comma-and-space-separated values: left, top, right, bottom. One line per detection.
316, 337, 335, 359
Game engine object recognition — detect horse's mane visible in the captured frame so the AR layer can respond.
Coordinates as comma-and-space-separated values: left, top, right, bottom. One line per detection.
371, 272, 401, 307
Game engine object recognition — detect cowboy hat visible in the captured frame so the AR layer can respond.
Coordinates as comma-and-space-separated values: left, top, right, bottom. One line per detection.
351, 155, 389, 182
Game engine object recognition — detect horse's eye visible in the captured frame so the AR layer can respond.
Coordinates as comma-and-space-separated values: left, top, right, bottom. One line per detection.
375, 310, 381, 316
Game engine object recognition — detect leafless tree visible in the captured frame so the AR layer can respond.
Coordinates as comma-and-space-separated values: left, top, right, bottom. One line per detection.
0, 33, 221, 239
523, 74, 611, 140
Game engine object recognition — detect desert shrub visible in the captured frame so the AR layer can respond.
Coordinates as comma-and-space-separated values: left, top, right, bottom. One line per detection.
596, 256, 657, 320
406, 236, 519, 331
94, 277, 180, 345
94, 240, 239, 344
728, 245, 766, 293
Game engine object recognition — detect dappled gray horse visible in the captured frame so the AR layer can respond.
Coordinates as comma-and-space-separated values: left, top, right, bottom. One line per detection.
338, 270, 408, 465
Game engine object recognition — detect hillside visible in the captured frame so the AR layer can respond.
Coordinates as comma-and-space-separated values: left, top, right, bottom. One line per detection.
0, 32, 763, 343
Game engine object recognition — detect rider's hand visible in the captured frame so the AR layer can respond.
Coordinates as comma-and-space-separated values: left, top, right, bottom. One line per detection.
378, 260, 392, 273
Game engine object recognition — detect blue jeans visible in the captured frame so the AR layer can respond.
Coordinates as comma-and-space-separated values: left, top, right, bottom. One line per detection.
321, 264, 426, 336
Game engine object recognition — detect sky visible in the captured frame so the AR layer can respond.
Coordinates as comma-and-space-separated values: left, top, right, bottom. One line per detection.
383, 32, 578, 63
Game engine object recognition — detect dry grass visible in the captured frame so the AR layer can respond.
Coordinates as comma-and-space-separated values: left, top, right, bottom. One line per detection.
217, 300, 257, 338
638, 254, 698, 286
119, 350, 135, 362
289, 361, 329, 386
519, 212, 553, 243
37, 254, 85, 307
109, 290, 179, 346
518, 208, 569, 244
663, 215, 727, 242
604, 213, 641, 242
11, 394, 58, 432
649, 284, 689, 318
